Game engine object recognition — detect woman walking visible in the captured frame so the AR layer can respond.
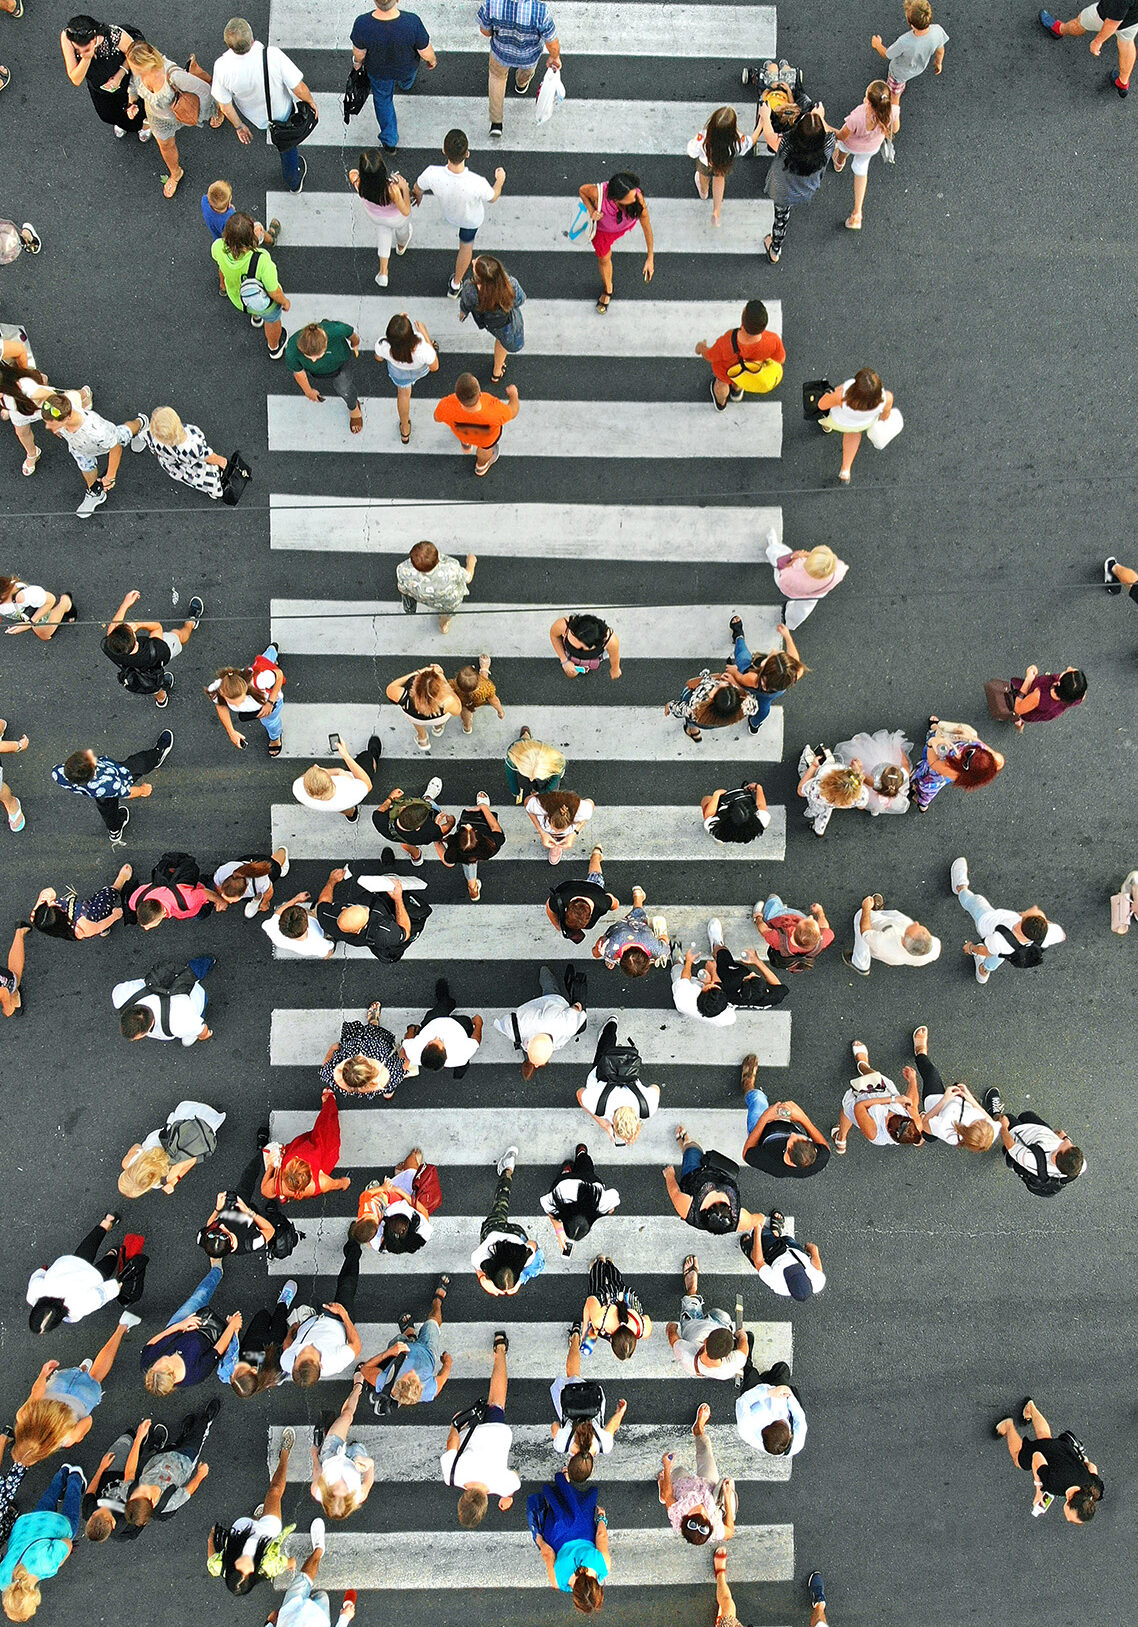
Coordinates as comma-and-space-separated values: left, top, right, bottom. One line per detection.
0, 1463, 86, 1621
578, 173, 654, 313
30, 865, 130, 940
580, 1257, 653, 1362
319, 1003, 414, 1100
0, 576, 74, 640
439, 793, 505, 901
541, 1147, 620, 1256
207, 1429, 298, 1590
12, 1326, 134, 1466
26, 1212, 144, 1334
688, 105, 761, 225
832, 81, 893, 228
549, 613, 621, 681
61, 15, 147, 139
458, 256, 525, 382
724, 617, 806, 733
206, 647, 286, 756
758, 99, 834, 263
225, 1281, 296, 1397
666, 670, 758, 742
797, 745, 869, 835
349, 151, 412, 286
658, 1407, 737, 1546
525, 788, 595, 865
212, 213, 290, 360
504, 726, 565, 803
117, 1099, 225, 1197
816, 370, 895, 483
549, 1326, 626, 1472
375, 312, 438, 444
909, 717, 1004, 813
385, 664, 462, 751
140, 407, 227, 499
0, 339, 78, 480
831, 1040, 924, 1153
140, 1268, 241, 1396
528, 1471, 610, 1613
261, 1090, 349, 1206
125, 41, 218, 199
912, 1025, 998, 1152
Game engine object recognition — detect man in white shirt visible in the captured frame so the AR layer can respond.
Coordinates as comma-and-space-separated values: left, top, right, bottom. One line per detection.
27, 1213, 139, 1333
113, 957, 214, 1045
211, 16, 320, 193
279, 1242, 363, 1385
741, 1211, 826, 1301
412, 127, 505, 296
950, 857, 1066, 984
403, 977, 483, 1077
494, 965, 587, 1079
984, 1090, 1086, 1195
439, 1332, 520, 1526
735, 1358, 807, 1458
666, 1256, 747, 1381
263, 890, 335, 959
843, 893, 941, 975
670, 943, 736, 1025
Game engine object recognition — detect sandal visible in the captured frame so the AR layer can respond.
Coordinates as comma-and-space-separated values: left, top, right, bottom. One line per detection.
268, 737, 282, 756
684, 725, 702, 741
851, 1040, 870, 1071
400, 423, 411, 444
682, 1253, 698, 1291
763, 234, 780, 264
714, 1548, 729, 1577
367, 1001, 383, 1024
490, 358, 507, 382
209, 110, 225, 128
830, 1127, 848, 1154
493, 1329, 509, 1352
467, 879, 481, 900
397, 1312, 415, 1335
844, 214, 863, 230
162, 168, 184, 200
912, 1025, 928, 1051
433, 1274, 450, 1301
596, 293, 612, 314
20, 448, 39, 477
349, 410, 364, 435
674, 1124, 688, 1145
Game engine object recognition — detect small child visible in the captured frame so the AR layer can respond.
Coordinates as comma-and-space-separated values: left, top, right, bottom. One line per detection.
201, 179, 278, 247
871, 0, 947, 130
413, 130, 505, 297
453, 655, 505, 733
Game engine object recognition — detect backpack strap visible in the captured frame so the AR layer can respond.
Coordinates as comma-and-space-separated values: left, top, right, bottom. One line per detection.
593, 1078, 648, 1119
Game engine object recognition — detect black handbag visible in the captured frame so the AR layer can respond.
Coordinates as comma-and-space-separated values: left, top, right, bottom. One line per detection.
262, 43, 317, 150
802, 379, 832, 420
559, 1380, 605, 1421
221, 450, 252, 506
344, 62, 369, 124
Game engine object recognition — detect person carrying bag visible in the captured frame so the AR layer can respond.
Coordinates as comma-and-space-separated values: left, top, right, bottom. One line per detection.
261, 43, 317, 150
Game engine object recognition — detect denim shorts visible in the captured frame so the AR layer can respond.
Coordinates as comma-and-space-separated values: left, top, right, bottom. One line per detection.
458, 226, 479, 244
45, 1366, 103, 1417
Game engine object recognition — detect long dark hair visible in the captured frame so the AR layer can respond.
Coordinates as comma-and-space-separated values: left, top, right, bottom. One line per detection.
702, 106, 743, 174
606, 172, 643, 218
0, 361, 48, 417
65, 14, 104, 43
384, 312, 416, 365
781, 110, 829, 175
357, 149, 393, 206
31, 901, 76, 941
213, 1524, 273, 1594
472, 255, 515, 313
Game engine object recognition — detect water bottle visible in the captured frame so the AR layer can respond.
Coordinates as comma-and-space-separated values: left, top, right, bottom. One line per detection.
1032, 1493, 1054, 1518
580, 1328, 596, 1357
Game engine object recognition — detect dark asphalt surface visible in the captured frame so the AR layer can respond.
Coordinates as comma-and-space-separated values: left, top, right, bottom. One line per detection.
0, 0, 1135, 1624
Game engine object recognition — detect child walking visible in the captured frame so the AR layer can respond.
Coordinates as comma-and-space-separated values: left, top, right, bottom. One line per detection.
871, 0, 948, 130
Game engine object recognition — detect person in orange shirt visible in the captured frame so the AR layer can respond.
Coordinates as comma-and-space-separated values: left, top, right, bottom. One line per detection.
433, 370, 519, 476
695, 301, 786, 412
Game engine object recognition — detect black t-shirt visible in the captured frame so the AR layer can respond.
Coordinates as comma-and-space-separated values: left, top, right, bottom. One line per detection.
443, 809, 506, 866
197, 1201, 266, 1256
708, 786, 766, 845
547, 879, 615, 944
716, 953, 790, 1010
1023, 1436, 1087, 1496
373, 803, 446, 846
317, 879, 418, 962
102, 633, 171, 673
1100, 0, 1138, 26
744, 1122, 831, 1177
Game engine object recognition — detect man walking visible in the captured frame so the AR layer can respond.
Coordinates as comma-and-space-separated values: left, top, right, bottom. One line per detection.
741, 1210, 826, 1300
360, 1279, 453, 1406
396, 541, 478, 632
494, 964, 587, 1079
439, 1331, 520, 1526
403, 978, 483, 1077
102, 589, 205, 708
52, 729, 174, 843
112, 957, 215, 1046
950, 857, 1066, 984
842, 892, 941, 975
212, 17, 320, 194
434, 371, 518, 476
286, 323, 364, 435
279, 1242, 364, 1385
1040, 0, 1137, 95
663, 1132, 760, 1237
735, 1355, 807, 1459
351, 0, 436, 153
983, 1087, 1086, 1196
666, 1255, 748, 1381
414, 133, 505, 298
478, 0, 561, 137
40, 394, 149, 519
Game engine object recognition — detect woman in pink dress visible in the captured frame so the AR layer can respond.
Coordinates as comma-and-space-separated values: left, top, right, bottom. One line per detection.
577, 173, 654, 313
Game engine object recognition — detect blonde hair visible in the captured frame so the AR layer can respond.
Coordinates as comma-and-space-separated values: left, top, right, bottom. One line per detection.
125, 40, 165, 72
611, 1105, 641, 1143
119, 1144, 172, 1198
818, 767, 864, 808
13, 1401, 75, 1466
148, 407, 185, 446
318, 1483, 364, 1522
208, 180, 233, 210
391, 1370, 423, 1406
457, 1487, 488, 1528
143, 1364, 176, 1398
959, 1118, 995, 1153
3, 1570, 41, 1622
217, 669, 250, 703
302, 766, 335, 801
803, 546, 836, 581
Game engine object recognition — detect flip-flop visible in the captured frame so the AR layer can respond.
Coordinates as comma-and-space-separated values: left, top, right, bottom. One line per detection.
912, 1026, 927, 1050
349, 412, 364, 435
400, 424, 411, 444
491, 358, 507, 381
844, 215, 862, 230
161, 169, 184, 199
830, 1128, 847, 1153
596, 293, 611, 314
763, 234, 780, 264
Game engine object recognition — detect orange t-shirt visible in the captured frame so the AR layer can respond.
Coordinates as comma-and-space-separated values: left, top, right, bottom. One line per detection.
433, 391, 518, 449
705, 326, 786, 384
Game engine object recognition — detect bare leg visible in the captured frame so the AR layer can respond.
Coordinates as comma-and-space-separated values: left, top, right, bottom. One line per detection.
32, 595, 73, 641
89, 1317, 129, 1384
1111, 563, 1138, 585
996, 1417, 1025, 1463
492, 339, 507, 378
0, 922, 27, 1014
714, 1553, 736, 1624
412, 723, 429, 749
839, 431, 862, 481
565, 1329, 581, 1379
264, 318, 283, 353
848, 168, 868, 224
1025, 1399, 1052, 1438
13, 421, 38, 468
487, 1341, 508, 1410
0, 785, 22, 851
811, 1606, 828, 1627
301, 1547, 323, 1583
263, 1437, 292, 1520
597, 253, 614, 304
155, 134, 183, 196
427, 1285, 445, 1328
1117, 33, 1136, 82
453, 242, 474, 287
1057, 17, 1087, 33
397, 385, 412, 439
710, 171, 725, 225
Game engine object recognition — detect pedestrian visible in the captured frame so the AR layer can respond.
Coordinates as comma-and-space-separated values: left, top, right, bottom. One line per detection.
123, 1403, 218, 1528
740, 1066, 832, 1178
592, 888, 670, 975
735, 1357, 806, 1459
386, 665, 464, 749
206, 1428, 298, 1587
458, 255, 526, 383
495, 963, 588, 1078
82, 1416, 157, 1542
504, 725, 565, 802
909, 1026, 998, 1152
527, 1472, 609, 1612
950, 856, 1066, 983
396, 540, 477, 632
209, 646, 288, 754
258, 1524, 353, 1627
403, 978, 483, 1075
871, 0, 947, 129
723, 617, 807, 733
991, 664, 1088, 730
479, 0, 560, 136
350, 0, 435, 154
452, 655, 505, 734
319, 1000, 416, 1100
225, 1283, 297, 1399
30, 863, 132, 942
126, 854, 226, 930
52, 728, 175, 844
815, 371, 896, 483
261, 1090, 350, 1206
292, 738, 376, 819
142, 407, 231, 499
755, 895, 834, 971
13, 1325, 135, 1465
658, 1411, 737, 1545
0, 725, 28, 835
548, 612, 621, 680
982, 1087, 1085, 1196
834, 727, 911, 815
548, 1326, 626, 1470
60, 15, 147, 139
832, 81, 894, 229
211, 17, 319, 194
26, 1213, 145, 1334
0, 920, 28, 1018
739, 1210, 826, 1300
757, 98, 833, 264
140, 1266, 242, 1394
688, 106, 763, 227
103, 588, 204, 707
200, 177, 276, 244
541, 1146, 620, 1256
439, 794, 505, 900
287, 322, 364, 436
664, 1135, 759, 1238
375, 311, 439, 444
670, 944, 735, 1026
704, 919, 790, 1010
761, 531, 847, 630
307, 1373, 374, 1518
471, 1147, 543, 1296
666, 669, 758, 742
118, 1101, 225, 1200
843, 893, 940, 976
350, 152, 413, 285
125, 41, 218, 200
909, 717, 1004, 812
524, 788, 595, 865
280, 1247, 363, 1386
0, 1463, 87, 1620
350, 1148, 441, 1255
212, 212, 290, 359
666, 1256, 748, 1381
0, 334, 66, 480
580, 1256, 653, 1360
709, 1547, 765, 1627
547, 847, 618, 941
696, 298, 785, 411
359, 1276, 452, 1411
315, 864, 431, 962
433, 371, 520, 477
797, 744, 869, 835
578, 174, 654, 313
440, 1331, 520, 1526
576, 1021, 660, 1146
831, 1039, 924, 1154
263, 882, 336, 959
0, 577, 74, 640
213, 847, 291, 920
197, 1171, 279, 1259
38, 393, 148, 518
994, 1400, 1102, 1522
1041, 0, 1137, 91
413, 130, 505, 297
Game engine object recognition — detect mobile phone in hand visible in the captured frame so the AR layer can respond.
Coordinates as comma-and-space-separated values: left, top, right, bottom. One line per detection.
328, 733, 341, 752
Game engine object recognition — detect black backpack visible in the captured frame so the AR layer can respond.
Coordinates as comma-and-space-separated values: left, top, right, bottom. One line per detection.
559, 1380, 605, 1421
116, 664, 166, 695
1012, 1141, 1067, 1197
117, 962, 200, 1035
127, 853, 202, 922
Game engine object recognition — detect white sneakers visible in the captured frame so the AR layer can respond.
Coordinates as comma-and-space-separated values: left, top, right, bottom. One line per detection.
425, 776, 443, 800
310, 1517, 326, 1555
707, 917, 725, 949
497, 1145, 518, 1175
950, 857, 970, 895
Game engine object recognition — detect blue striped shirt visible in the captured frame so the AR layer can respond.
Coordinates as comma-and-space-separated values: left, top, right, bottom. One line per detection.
478, 0, 556, 66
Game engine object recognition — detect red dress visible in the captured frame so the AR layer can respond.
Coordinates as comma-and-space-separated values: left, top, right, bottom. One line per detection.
276, 1093, 340, 1194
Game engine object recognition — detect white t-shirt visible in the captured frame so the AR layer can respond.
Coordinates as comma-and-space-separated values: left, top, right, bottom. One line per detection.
923, 1093, 997, 1148
213, 859, 271, 900
757, 1243, 826, 1298
671, 965, 736, 1026
292, 768, 368, 812
671, 1334, 746, 1381
1006, 1122, 1087, 1179
27, 1255, 120, 1321
211, 41, 302, 129
973, 905, 1066, 958
860, 909, 941, 967
280, 1314, 354, 1380
842, 1075, 912, 1146
439, 1423, 520, 1495
375, 336, 437, 370
402, 1016, 480, 1070
0, 583, 48, 621
262, 909, 335, 959
416, 163, 495, 229
112, 978, 207, 1044
525, 795, 594, 839
493, 994, 586, 1053
139, 1099, 226, 1154
541, 1177, 620, 1219
579, 1073, 660, 1136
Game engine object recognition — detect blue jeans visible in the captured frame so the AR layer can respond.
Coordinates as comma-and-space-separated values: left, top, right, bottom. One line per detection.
188, 955, 215, 1008
957, 889, 1002, 972
370, 68, 418, 147
731, 634, 782, 733
279, 143, 302, 190
680, 1143, 702, 1181
36, 1466, 83, 1536
259, 645, 284, 741
167, 1265, 221, 1328
745, 1087, 771, 1135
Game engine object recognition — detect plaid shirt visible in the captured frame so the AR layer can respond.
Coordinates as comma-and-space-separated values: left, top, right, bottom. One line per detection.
52, 756, 133, 799
478, 0, 556, 66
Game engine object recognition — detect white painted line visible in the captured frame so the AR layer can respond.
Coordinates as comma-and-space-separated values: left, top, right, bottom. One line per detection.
271, 602, 781, 660
269, 496, 784, 563
266, 191, 774, 253
282, 296, 781, 361
271, 802, 787, 861
267, 396, 783, 459
272, 1527, 794, 1588
271, 1003, 792, 1069
275, 703, 783, 762
271, 1, 775, 59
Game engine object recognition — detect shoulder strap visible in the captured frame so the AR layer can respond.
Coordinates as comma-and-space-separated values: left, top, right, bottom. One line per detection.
446, 1415, 484, 1485
593, 1078, 648, 1119
246, 248, 261, 282
509, 1012, 523, 1051
261, 41, 273, 123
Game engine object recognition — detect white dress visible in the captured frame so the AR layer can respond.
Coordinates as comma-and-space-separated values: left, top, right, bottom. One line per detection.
835, 728, 913, 816
145, 424, 223, 499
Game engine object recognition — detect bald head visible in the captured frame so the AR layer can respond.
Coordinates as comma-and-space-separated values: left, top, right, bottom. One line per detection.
527, 1032, 554, 1068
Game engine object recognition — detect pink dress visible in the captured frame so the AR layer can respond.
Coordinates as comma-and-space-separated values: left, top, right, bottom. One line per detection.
772, 550, 849, 601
